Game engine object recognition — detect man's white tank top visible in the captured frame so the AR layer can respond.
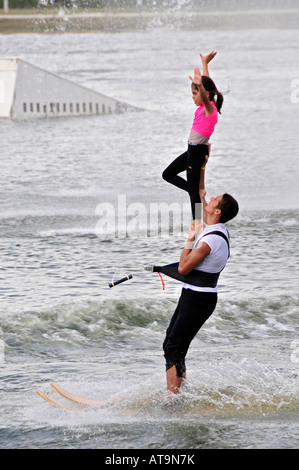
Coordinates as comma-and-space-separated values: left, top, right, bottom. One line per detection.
183, 223, 230, 293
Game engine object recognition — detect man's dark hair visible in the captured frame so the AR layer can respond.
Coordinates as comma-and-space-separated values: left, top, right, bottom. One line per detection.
217, 193, 239, 223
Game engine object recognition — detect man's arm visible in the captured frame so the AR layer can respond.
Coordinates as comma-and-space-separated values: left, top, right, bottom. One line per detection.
199, 154, 209, 223
178, 222, 211, 275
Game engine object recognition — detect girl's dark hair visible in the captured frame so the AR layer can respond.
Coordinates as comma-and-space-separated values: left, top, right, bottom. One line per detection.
195, 75, 224, 114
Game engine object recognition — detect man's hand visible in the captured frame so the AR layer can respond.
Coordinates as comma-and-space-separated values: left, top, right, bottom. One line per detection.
188, 221, 196, 242
189, 220, 204, 239
184, 221, 196, 249
199, 189, 207, 200
194, 219, 205, 238
179, 225, 211, 274
185, 220, 204, 250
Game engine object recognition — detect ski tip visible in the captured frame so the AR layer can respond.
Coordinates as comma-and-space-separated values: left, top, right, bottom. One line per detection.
50, 382, 104, 406
36, 388, 77, 412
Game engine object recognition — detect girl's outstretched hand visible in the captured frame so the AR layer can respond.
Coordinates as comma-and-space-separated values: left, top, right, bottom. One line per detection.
189, 66, 202, 86
200, 51, 217, 65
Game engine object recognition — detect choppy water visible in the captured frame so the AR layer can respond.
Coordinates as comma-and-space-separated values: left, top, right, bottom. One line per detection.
0, 11, 299, 449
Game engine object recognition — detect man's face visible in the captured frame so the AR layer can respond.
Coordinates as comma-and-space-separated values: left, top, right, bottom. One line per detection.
206, 194, 223, 216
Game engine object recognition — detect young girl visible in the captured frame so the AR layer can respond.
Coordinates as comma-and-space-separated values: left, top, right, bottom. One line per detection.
162, 52, 224, 223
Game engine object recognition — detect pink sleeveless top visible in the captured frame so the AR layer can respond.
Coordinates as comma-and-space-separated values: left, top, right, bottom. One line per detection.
190, 101, 218, 143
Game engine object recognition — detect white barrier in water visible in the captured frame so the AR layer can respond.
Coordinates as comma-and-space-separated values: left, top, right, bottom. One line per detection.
0, 58, 139, 120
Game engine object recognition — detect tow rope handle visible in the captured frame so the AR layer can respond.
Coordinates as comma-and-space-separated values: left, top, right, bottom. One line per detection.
109, 274, 133, 288
108, 268, 165, 290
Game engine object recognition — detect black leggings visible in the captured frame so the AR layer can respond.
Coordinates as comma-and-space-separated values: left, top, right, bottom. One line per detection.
163, 288, 217, 378
162, 144, 209, 220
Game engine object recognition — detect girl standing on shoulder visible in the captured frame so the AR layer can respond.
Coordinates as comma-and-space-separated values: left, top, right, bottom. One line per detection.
162, 51, 224, 224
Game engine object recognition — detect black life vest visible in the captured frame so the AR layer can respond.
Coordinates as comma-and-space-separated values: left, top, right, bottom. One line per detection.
153, 231, 230, 288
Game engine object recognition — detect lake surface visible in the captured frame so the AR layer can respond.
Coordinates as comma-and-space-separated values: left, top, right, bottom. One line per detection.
0, 9, 298, 449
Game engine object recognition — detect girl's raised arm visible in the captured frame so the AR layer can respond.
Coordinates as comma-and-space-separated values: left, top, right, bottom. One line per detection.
189, 67, 214, 115
200, 51, 217, 77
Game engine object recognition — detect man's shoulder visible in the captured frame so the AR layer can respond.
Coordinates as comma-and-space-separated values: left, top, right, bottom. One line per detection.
201, 225, 230, 249
203, 223, 228, 237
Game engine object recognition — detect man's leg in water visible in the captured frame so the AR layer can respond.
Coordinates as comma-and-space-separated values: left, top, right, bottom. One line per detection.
166, 365, 186, 395
163, 289, 217, 395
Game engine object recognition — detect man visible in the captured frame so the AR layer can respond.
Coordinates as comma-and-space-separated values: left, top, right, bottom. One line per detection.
163, 159, 239, 394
